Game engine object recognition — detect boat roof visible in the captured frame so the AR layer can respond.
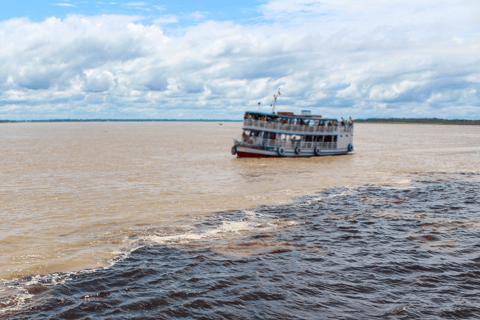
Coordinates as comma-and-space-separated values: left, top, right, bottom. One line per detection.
245, 111, 337, 122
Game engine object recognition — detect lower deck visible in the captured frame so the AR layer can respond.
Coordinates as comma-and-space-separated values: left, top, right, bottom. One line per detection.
234, 145, 351, 158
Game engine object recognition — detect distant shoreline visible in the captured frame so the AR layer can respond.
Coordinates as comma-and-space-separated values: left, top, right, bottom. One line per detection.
1, 118, 479, 125
0, 119, 243, 123
354, 118, 480, 125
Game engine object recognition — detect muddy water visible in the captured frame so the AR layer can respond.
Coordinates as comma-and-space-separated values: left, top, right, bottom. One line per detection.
1, 122, 480, 315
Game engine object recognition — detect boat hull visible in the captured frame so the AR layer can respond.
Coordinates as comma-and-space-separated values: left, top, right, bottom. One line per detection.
235, 145, 350, 158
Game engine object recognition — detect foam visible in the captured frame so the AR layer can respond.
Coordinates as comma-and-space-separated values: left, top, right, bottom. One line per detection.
1, 207, 299, 315
0, 243, 144, 315
147, 219, 268, 245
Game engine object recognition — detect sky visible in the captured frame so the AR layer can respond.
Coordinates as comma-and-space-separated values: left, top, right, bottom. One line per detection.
1, 0, 479, 120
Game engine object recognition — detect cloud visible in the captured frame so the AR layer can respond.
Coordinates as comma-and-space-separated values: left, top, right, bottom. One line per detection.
0, 0, 479, 120
124, 2, 152, 11
188, 11, 206, 20
83, 70, 115, 92
54, 3, 75, 7
154, 15, 178, 24
260, 0, 478, 40
125, 2, 147, 6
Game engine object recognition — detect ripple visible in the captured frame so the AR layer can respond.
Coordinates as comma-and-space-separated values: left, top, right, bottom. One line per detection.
2, 175, 480, 319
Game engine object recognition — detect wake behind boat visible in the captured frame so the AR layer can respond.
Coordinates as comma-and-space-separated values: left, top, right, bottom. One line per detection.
231, 90, 354, 158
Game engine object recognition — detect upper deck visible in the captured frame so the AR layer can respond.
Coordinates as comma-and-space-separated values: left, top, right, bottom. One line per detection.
243, 111, 354, 135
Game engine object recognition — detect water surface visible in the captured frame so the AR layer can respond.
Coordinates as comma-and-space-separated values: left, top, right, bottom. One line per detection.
0, 122, 479, 318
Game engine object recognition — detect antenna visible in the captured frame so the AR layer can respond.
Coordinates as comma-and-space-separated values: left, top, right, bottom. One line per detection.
272, 88, 281, 114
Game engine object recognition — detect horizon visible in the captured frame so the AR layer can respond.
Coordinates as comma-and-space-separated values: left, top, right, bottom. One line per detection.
1, 0, 479, 120
2, 116, 480, 123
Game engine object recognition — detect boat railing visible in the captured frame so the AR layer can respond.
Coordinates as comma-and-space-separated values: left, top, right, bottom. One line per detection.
243, 119, 353, 134
261, 139, 337, 149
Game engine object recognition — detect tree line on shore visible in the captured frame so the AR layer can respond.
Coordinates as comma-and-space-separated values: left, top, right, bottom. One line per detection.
1, 118, 478, 125
354, 118, 480, 125
0, 119, 242, 123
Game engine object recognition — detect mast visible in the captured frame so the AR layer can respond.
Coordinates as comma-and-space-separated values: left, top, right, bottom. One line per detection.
272, 88, 281, 114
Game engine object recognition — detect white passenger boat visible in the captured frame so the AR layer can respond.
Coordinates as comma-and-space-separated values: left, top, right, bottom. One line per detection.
231, 91, 354, 158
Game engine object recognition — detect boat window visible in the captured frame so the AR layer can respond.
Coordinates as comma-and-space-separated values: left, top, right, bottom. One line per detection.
324, 135, 332, 142
333, 136, 338, 142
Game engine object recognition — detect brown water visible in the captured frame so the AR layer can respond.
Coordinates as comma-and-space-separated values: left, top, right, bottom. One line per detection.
1, 122, 479, 282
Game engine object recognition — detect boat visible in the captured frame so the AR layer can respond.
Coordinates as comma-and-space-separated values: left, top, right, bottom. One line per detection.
231, 90, 354, 158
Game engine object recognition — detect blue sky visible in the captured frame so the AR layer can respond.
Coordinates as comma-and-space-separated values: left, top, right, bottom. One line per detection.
1, 0, 479, 119
0, 1, 263, 25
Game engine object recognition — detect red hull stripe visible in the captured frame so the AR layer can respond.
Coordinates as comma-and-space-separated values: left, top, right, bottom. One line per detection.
235, 151, 347, 158
236, 151, 281, 158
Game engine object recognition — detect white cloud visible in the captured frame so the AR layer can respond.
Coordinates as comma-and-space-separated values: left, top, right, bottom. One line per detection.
154, 15, 178, 24
124, 2, 152, 12
54, 3, 75, 7
125, 2, 147, 6
260, 0, 478, 41
83, 70, 115, 92
0, 0, 479, 120
189, 11, 206, 20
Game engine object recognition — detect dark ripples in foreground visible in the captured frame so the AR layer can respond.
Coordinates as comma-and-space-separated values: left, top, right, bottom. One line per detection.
2, 174, 480, 319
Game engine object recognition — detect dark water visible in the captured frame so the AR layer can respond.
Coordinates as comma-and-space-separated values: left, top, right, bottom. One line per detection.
2, 173, 480, 319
